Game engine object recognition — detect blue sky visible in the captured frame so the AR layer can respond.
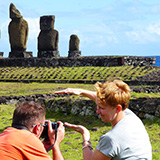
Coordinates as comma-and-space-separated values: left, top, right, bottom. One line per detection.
1, 0, 160, 57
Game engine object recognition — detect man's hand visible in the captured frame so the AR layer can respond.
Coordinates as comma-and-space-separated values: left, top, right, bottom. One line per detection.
47, 121, 65, 146
43, 120, 65, 151
43, 139, 52, 151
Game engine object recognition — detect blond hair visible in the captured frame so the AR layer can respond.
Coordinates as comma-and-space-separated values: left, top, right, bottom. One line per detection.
95, 80, 131, 110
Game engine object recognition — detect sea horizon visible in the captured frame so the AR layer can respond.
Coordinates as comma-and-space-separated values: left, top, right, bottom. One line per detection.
146, 56, 160, 67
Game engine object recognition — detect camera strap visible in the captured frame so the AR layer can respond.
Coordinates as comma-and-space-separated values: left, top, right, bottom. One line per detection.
46, 125, 58, 152
12, 125, 30, 132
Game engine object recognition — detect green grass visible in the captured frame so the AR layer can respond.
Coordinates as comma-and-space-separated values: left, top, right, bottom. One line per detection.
0, 105, 160, 159
0, 82, 94, 97
131, 92, 160, 99
0, 66, 159, 82
0, 65, 159, 159
0, 82, 159, 98
0, 104, 16, 132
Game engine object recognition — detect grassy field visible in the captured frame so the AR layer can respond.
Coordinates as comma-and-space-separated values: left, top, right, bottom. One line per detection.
0, 82, 160, 159
0, 82, 160, 98
0, 82, 94, 97
0, 104, 160, 159
0, 66, 159, 82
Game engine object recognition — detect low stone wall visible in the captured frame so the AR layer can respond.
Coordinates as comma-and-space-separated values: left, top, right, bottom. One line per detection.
124, 56, 156, 66
0, 56, 156, 67
0, 94, 159, 119
44, 98, 160, 119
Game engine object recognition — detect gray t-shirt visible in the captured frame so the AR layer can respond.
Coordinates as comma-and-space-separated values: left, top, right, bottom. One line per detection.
96, 109, 152, 160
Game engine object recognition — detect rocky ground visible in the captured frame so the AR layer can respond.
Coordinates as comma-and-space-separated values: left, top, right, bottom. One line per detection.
131, 86, 160, 93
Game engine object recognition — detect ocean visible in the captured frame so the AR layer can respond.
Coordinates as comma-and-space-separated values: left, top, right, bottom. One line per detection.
154, 56, 160, 67
149, 56, 160, 67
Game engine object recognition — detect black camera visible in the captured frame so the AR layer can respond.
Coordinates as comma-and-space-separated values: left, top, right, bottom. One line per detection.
41, 121, 59, 140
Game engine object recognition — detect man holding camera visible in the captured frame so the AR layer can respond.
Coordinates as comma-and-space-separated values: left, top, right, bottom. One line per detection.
0, 101, 65, 160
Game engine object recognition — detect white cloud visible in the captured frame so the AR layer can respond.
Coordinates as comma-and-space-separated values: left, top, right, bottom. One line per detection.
26, 18, 40, 40
126, 31, 144, 43
151, 5, 160, 14
0, 20, 10, 40
147, 21, 160, 35
125, 22, 160, 44
76, 22, 118, 42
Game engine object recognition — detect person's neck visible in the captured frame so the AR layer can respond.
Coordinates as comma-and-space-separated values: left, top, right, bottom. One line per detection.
111, 111, 125, 128
12, 124, 31, 132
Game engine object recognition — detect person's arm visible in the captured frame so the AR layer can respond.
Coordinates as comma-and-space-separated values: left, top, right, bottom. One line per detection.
64, 122, 93, 160
52, 144, 64, 160
54, 88, 97, 102
64, 122, 112, 160
91, 149, 111, 160
48, 121, 65, 160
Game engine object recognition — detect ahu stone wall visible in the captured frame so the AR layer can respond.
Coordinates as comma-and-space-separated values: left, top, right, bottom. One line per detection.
0, 56, 156, 67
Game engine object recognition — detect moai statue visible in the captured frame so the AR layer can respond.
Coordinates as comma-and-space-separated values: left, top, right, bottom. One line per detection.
8, 3, 32, 58
0, 30, 4, 58
38, 15, 60, 58
68, 34, 81, 58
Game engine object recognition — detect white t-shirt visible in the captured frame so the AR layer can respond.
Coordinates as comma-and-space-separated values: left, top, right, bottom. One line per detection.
96, 109, 152, 160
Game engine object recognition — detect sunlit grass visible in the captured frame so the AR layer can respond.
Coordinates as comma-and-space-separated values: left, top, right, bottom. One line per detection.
0, 82, 94, 96
0, 105, 159, 159
0, 66, 159, 82
0, 82, 159, 99
0, 104, 16, 132
0, 65, 159, 159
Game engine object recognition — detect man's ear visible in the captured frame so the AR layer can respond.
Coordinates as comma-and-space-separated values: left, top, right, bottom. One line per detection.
116, 104, 122, 113
32, 124, 41, 136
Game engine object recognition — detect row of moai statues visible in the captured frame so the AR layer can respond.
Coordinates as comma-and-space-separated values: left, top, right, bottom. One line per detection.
8, 3, 81, 58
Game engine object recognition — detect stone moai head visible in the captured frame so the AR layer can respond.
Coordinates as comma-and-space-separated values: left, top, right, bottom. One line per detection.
69, 34, 80, 51
10, 3, 22, 19
40, 15, 55, 31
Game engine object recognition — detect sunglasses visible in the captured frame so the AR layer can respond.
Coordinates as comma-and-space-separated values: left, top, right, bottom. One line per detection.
32, 123, 45, 127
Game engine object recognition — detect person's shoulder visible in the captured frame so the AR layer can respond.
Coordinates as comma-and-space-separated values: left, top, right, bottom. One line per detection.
5, 128, 38, 142
97, 132, 118, 156
124, 109, 142, 122
100, 131, 115, 145
124, 108, 134, 115
124, 109, 140, 120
